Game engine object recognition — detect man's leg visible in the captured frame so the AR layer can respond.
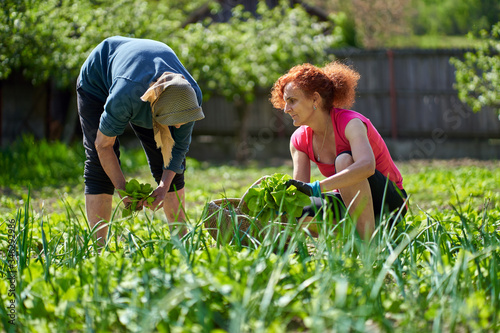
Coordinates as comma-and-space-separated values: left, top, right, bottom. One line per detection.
163, 188, 187, 236
85, 193, 113, 245
77, 84, 117, 246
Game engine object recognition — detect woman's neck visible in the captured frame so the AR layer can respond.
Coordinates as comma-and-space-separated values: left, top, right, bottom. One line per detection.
309, 109, 331, 135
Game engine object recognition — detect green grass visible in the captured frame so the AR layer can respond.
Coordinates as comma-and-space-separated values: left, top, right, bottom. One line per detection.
386, 35, 483, 49
0, 138, 499, 332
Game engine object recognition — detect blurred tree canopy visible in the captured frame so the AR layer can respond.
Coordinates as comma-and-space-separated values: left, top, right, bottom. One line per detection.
410, 0, 500, 36
172, 1, 345, 103
0, 0, 192, 87
309, 0, 500, 47
3, 0, 499, 90
0, 0, 345, 101
451, 22, 500, 116
3, 0, 498, 116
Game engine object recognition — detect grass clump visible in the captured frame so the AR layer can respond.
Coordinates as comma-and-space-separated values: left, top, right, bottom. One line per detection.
0, 142, 499, 332
0, 135, 85, 188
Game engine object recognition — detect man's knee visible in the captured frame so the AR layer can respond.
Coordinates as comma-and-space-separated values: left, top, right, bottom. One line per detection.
164, 189, 185, 209
163, 189, 185, 222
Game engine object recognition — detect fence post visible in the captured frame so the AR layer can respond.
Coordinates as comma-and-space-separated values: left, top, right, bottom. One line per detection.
387, 49, 398, 139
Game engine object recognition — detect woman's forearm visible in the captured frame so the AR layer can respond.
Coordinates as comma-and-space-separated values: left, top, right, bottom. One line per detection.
320, 159, 375, 192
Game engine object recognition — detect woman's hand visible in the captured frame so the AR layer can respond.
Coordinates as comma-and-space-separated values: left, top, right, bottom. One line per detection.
286, 179, 322, 197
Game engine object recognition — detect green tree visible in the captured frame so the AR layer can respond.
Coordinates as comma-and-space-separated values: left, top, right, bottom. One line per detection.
0, 0, 193, 87
1, 0, 346, 91
0, 0, 25, 80
451, 22, 500, 115
172, 1, 346, 102
1, 0, 348, 155
169, 1, 346, 160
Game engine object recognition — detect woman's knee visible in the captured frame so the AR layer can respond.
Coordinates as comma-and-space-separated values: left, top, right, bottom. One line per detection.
335, 152, 354, 172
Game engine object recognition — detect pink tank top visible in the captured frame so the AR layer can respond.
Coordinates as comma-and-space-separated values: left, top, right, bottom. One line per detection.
291, 108, 404, 190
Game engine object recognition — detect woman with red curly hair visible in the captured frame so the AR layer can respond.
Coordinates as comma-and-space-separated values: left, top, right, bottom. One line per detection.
270, 62, 407, 240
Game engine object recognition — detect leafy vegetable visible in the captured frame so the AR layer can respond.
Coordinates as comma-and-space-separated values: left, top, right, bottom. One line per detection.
243, 173, 311, 221
117, 179, 154, 217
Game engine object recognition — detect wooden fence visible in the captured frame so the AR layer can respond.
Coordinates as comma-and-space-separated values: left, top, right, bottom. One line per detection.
195, 48, 500, 140
1, 48, 499, 151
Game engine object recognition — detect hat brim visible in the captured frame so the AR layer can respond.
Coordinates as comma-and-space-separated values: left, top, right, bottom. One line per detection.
155, 106, 205, 126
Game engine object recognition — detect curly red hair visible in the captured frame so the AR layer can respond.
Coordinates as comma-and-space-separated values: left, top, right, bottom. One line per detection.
270, 61, 360, 110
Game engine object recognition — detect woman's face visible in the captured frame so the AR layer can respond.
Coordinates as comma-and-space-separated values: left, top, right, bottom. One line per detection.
283, 82, 315, 127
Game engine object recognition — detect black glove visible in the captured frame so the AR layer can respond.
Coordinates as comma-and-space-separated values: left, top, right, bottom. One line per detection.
286, 179, 321, 197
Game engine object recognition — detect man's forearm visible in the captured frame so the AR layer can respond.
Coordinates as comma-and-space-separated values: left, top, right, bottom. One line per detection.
159, 169, 176, 189
97, 146, 126, 190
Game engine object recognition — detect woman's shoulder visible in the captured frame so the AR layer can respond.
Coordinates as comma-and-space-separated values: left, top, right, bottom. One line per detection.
333, 108, 362, 118
290, 126, 311, 148
291, 125, 311, 137
333, 108, 369, 126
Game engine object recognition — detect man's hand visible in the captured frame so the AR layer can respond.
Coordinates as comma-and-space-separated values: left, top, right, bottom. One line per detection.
119, 191, 143, 212
144, 185, 168, 210
286, 179, 322, 197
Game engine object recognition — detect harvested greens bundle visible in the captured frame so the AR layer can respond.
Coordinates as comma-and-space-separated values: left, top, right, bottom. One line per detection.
117, 179, 154, 217
243, 173, 311, 222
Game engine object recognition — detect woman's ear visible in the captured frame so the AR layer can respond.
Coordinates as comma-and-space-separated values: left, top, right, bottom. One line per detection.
312, 91, 322, 108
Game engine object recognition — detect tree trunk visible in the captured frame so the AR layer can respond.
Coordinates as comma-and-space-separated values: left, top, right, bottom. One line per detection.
47, 80, 72, 141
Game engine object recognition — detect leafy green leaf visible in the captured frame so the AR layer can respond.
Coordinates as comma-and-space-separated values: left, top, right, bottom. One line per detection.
244, 173, 310, 220
119, 179, 155, 217
125, 179, 140, 194
122, 207, 132, 218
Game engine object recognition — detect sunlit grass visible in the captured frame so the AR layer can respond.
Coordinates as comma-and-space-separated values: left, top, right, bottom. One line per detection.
0, 138, 499, 332
386, 34, 483, 49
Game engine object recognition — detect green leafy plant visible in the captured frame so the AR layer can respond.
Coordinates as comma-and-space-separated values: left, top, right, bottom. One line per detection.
2, 142, 500, 332
117, 179, 154, 217
451, 22, 500, 116
243, 173, 311, 221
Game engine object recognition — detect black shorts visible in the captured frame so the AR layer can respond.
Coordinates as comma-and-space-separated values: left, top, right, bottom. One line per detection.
303, 156, 407, 225
77, 83, 185, 195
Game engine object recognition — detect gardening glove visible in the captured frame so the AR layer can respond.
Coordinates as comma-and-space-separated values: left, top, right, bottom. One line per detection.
286, 179, 322, 197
